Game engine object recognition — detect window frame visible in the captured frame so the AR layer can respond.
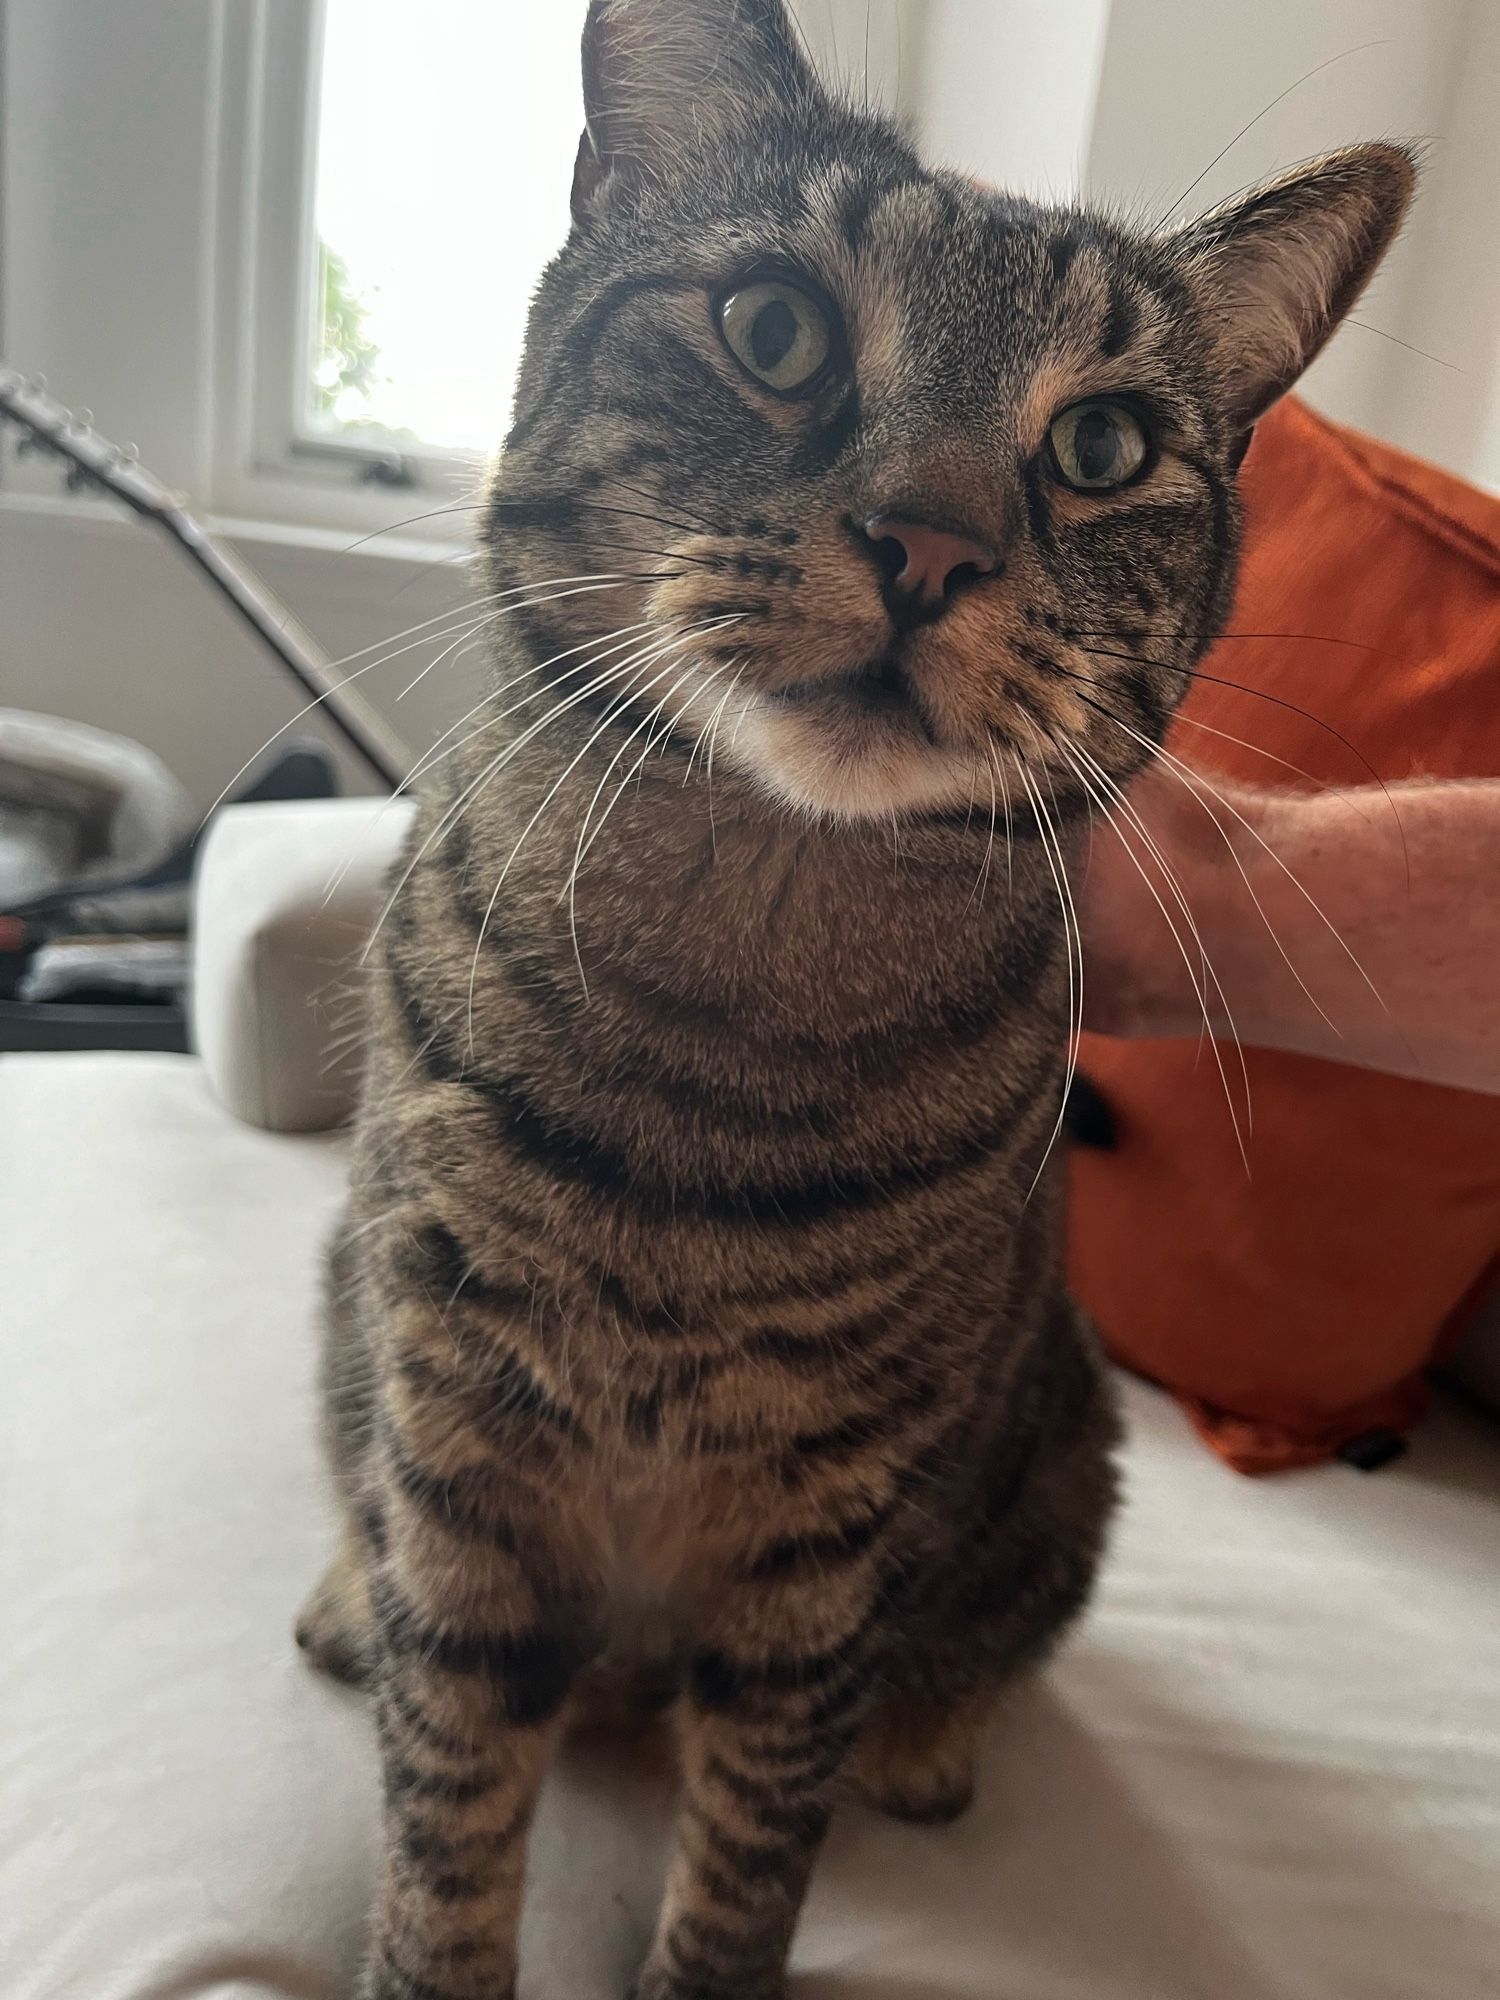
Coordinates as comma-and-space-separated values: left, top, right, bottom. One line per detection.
210, 0, 483, 540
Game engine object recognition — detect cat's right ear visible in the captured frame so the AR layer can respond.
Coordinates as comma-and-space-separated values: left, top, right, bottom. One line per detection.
572, 0, 817, 223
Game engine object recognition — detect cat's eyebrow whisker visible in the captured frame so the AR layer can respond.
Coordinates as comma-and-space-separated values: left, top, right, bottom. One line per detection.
1343, 318, 1462, 373
1155, 39, 1393, 225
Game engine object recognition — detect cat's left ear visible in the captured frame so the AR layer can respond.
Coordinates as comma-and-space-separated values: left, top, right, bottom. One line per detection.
572, 0, 819, 221
1173, 142, 1416, 433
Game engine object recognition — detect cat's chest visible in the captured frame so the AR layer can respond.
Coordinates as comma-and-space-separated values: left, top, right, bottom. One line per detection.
595, 1455, 756, 1601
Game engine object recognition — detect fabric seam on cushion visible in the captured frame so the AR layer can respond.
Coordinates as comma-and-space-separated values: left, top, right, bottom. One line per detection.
1285, 402, 1500, 581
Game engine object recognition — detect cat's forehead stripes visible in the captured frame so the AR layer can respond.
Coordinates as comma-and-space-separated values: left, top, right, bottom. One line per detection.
789, 169, 1198, 456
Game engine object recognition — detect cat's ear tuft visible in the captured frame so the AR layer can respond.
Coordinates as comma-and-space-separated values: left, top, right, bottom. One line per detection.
1173, 142, 1416, 429
573, 0, 818, 222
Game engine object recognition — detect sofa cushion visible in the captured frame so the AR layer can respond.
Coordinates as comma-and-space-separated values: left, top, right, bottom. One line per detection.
3, 1052, 1498, 1999
1070, 396, 1500, 1472
192, 798, 416, 1134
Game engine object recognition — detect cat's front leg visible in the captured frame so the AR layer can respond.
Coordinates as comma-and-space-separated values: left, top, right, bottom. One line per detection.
357, 1352, 598, 1999
632, 1580, 885, 2000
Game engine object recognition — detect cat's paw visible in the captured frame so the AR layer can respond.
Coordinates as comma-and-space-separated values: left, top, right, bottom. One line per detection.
628, 1965, 782, 2000
848, 1693, 987, 1826
293, 1551, 373, 1687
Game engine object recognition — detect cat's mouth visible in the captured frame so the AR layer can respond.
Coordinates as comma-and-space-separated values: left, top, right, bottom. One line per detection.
721, 644, 980, 819
769, 653, 940, 745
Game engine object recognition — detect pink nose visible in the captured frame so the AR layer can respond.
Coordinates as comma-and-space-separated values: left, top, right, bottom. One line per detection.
863, 515, 998, 604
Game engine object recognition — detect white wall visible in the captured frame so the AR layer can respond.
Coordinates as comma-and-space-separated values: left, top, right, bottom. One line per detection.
0, 500, 485, 809
1083, 0, 1496, 484
910, 0, 1112, 197
799, 0, 923, 111
1381, 0, 1500, 486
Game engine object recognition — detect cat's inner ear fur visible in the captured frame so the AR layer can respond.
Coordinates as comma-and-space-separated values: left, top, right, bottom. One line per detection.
1174, 142, 1416, 431
572, 0, 817, 219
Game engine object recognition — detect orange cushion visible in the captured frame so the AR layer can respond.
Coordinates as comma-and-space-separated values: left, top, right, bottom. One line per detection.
1068, 397, 1500, 1472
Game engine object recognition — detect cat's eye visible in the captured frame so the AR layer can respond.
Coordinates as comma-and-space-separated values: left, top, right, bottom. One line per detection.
1048, 399, 1150, 492
719, 279, 833, 395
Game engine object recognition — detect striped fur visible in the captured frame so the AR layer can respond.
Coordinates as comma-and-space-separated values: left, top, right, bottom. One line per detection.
296, 6, 1413, 1996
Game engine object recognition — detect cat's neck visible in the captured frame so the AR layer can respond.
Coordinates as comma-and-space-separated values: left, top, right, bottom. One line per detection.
443, 701, 1066, 1040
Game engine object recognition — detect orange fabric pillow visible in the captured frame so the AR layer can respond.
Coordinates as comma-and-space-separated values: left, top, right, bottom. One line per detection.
1068, 397, 1500, 1472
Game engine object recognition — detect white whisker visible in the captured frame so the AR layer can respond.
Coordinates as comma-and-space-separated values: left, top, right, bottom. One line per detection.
565, 653, 741, 994
322, 619, 662, 914
396, 620, 492, 702
399, 619, 661, 795
1063, 737, 1252, 1168
964, 748, 998, 912
361, 621, 719, 961
1127, 721, 1392, 1026
201, 574, 646, 822
468, 622, 738, 1032
1012, 748, 1084, 1202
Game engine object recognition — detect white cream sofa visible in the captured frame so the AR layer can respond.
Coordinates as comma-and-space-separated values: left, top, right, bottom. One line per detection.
3, 799, 1498, 2000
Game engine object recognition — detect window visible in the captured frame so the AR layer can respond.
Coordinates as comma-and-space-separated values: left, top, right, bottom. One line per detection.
211, 0, 588, 532
306, 0, 584, 456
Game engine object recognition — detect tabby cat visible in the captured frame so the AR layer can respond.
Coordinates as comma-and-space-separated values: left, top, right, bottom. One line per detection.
295, 4, 1412, 1995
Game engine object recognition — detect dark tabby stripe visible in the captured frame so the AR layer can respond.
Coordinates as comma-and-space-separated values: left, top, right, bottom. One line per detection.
388, 952, 1033, 1227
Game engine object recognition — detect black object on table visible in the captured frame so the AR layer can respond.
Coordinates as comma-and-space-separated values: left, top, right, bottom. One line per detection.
0, 741, 339, 1056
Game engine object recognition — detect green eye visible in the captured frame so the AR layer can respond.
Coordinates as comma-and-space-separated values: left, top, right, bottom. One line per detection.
719, 279, 832, 394
1049, 399, 1150, 491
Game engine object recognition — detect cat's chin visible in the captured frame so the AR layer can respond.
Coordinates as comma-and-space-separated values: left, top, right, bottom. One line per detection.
727, 697, 979, 822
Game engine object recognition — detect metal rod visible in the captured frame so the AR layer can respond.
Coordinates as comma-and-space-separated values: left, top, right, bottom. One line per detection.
0, 365, 413, 791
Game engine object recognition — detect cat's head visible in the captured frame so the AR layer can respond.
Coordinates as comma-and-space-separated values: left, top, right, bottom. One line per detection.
486, 0, 1412, 823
